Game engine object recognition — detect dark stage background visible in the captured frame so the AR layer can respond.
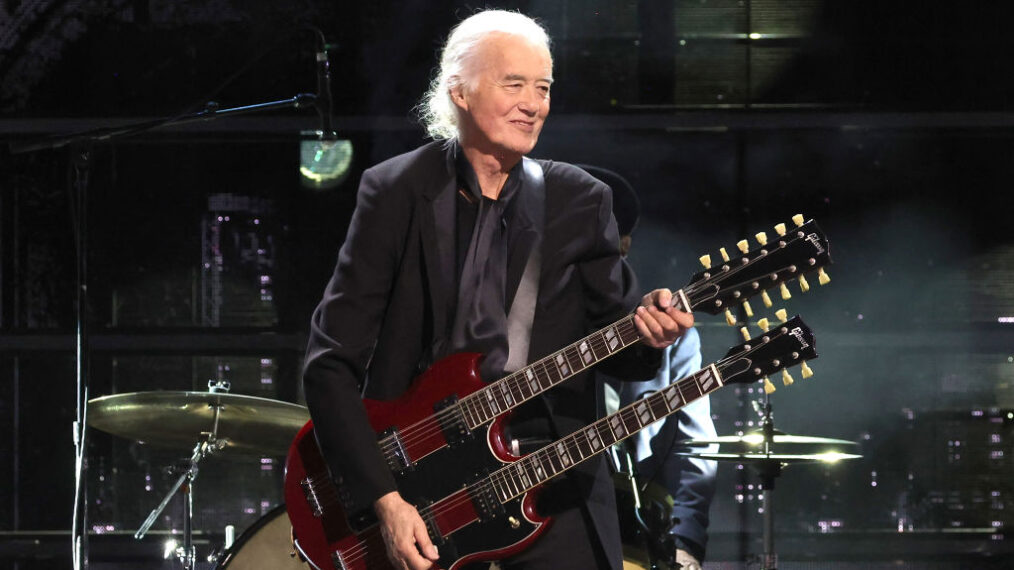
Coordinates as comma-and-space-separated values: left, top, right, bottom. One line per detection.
2, 1, 1013, 569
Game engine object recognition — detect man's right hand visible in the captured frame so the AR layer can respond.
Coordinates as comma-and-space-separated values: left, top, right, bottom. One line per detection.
374, 491, 440, 570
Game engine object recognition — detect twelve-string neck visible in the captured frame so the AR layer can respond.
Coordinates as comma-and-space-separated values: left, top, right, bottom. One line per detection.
458, 292, 691, 430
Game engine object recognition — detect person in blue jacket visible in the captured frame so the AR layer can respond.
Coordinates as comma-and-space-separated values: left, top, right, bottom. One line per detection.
581, 164, 718, 570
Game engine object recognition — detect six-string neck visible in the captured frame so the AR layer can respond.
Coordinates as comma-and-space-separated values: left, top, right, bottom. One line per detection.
457, 292, 691, 430
490, 363, 722, 502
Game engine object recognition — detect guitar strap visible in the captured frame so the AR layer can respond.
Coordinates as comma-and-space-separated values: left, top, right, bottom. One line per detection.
504, 157, 545, 373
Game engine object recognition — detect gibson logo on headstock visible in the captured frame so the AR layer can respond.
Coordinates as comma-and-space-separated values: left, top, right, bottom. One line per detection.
805, 232, 825, 255
804, 232, 825, 255
789, 326, 810, 348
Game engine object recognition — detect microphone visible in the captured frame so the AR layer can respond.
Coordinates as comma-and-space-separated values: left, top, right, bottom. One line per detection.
315, 38, 337, 143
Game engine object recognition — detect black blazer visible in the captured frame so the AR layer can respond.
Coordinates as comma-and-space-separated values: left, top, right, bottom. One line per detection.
303, 140, 662, 567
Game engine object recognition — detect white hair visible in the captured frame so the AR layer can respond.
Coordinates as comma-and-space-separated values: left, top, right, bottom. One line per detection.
417, 10, 552, 140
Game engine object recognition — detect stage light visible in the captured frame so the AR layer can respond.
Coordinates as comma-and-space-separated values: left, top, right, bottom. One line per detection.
163, 539, 178, 559
300, 131, 353, 190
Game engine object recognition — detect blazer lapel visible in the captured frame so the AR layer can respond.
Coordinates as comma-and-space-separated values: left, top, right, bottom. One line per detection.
506, 158, 545, 310
419, 145, 458, 349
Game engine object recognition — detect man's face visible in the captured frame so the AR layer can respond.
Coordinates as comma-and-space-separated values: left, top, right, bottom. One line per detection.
453, 33, 553, 159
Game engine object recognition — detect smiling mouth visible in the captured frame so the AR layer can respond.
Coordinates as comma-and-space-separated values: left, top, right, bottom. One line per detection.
511, 120, 536, 131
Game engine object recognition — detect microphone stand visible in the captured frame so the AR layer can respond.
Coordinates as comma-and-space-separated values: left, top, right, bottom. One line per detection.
9, 91, 322, 570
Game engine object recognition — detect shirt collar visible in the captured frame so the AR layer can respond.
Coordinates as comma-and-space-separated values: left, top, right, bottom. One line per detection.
453, 140, 524, 207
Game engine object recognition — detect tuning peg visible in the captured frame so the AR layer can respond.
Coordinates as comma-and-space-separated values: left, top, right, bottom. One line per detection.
774, 222, 787, 236
699, 254, 712, 269
818, 267, 830, 285
736, 239, 749, 254
775, 308, 788, 322
760, 290, 773, 308
781, 369, 795, 386
742, 300, 754, 318
755, 231, 768, 246
725, 309, 737, 327
792, 214, 805, 227
780, 282, 792, 300
798, 274, 810, 292
740, 326, 751, 341
763, 377, 777, 394
757, 317, 770, 332
719, 247, 730, 262
800, 361, 814, 378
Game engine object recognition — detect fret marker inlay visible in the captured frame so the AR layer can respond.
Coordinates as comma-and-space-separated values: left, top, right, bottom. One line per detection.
526, 369, 539, 392
609, 416, 626, 438
635, 401, 652, 424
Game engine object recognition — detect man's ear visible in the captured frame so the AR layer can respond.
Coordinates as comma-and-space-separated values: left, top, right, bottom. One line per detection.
450, 82, 468, 111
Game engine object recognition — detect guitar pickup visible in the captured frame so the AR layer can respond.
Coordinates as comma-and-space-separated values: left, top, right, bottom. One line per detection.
379, 427, 413, 473
434, 395, 472, 446
468, 472, 505, 522
418, 500, 447, 547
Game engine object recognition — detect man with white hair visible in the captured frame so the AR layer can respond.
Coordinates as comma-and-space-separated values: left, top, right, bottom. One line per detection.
303, 10, 694, 570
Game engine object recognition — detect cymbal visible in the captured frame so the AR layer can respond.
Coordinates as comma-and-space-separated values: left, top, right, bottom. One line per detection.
678, 431, 858, 447
677, 430, 861, 464
89, 391, 309, 456
677, 451, 862, 464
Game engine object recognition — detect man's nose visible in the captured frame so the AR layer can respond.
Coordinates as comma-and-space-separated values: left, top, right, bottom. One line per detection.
518, 86, 541, 114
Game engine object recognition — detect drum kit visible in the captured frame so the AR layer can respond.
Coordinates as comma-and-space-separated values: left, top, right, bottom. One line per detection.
88, 381, 309, 569
90, 385, 860, 570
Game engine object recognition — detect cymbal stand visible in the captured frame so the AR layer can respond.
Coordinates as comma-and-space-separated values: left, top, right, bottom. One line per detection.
749, 397, 782, 570
134, 386, 227, 569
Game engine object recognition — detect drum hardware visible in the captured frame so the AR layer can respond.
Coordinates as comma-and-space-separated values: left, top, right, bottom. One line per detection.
677, 400, 861, 570
88, 382, 310, 568
612, 448, 681, 570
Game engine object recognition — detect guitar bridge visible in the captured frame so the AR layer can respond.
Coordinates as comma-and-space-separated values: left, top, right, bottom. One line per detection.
299, 478, 324, 518
379, 427, 412, 473
330, 549, 348, 570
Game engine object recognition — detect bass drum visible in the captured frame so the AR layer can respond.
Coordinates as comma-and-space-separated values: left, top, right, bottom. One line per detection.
214, 504, 306, 569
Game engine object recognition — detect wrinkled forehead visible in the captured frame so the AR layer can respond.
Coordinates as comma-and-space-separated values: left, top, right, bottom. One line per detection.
471, 32, 553, 80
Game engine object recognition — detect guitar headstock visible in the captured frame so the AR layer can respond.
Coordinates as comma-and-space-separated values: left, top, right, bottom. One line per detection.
687, 215, 831, 320
717, 314, 818, 393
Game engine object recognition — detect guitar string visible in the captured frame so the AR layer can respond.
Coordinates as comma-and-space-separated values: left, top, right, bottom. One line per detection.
295, 327, 643, 511
331, 334, 796, 566
371, 246, 803, 459
340, 371, 714, 565
371, 234, 821, 458
295, 325, 644, 513
296, 361, 693, 517
306, 243, 819, 561
300, 288, 801, 518
469, 331, 793, 508
372, 318, 642, 455
300, 255, 807, 513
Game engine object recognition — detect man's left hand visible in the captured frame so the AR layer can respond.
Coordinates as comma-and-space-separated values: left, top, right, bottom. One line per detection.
634, 288, 694, 348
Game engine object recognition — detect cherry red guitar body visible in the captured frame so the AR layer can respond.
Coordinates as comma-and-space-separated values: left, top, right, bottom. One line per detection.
284, 352, 550, 570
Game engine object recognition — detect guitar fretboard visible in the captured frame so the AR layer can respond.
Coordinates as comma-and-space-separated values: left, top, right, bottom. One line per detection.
490, 363, 722, 502
458, 291, 691, 429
